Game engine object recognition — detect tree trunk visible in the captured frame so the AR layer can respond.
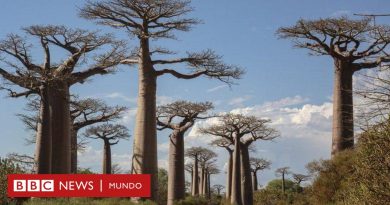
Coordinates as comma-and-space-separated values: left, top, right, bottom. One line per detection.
190, 169, 193, 194
226, 151, 233, 199
34, 85, 52, 174
231, 136, 242, 205
50, 81, 71, 174
192, 157, 199, 196
167, 131, 185, 205
103, 140, 111, 174
240, 146, 253, 205
70, 129, 77, 174
282, 173, 285, 194
332, 60, 354, 156
199, 167, 205, 196
131, 38, 158, 201
207, 173, 211, 198
251, 171, 257, 191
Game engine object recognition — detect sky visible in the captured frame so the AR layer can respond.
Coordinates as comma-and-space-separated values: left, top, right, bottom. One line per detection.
1, 0, 390, 188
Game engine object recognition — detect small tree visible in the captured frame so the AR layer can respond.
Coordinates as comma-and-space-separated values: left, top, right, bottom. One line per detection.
250, 158, 271, 191
292, 173, 310, 193
210, 138, 233, 199
277, 17, 390, 156
84, 124, 130, 174
213, 184, 225, 196
198, 149, 217, 197
185, 147, 206, 196
275, 167, 291, 195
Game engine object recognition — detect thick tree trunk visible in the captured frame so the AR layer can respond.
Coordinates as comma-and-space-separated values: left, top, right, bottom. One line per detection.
199, 167, 205, 196
167, 132, 185, 205
131, 38, 158, 201
240, 146, 253, 205
189, 169, 193, 194
226, 151, 233, 199
192, 157, 199, 196
50, 81, 71, 174
231, 136, 242, 205
207, 173, 211, 198
251, 171, 257, 191
34, 85, 52, 174
70, 129, 77, 173
103, 140, 111, 174
332, 60, 354, 156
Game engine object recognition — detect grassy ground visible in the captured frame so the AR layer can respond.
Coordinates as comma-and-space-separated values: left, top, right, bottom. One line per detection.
22, 198, 156, 205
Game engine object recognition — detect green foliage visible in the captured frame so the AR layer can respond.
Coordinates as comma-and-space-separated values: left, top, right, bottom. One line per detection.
308, 150, 355, 204
343, 120, 390, 205
254, 180, 310, 205
77, 168, 96, 174
158, 168, 168, 205
174, 196, 220, 205
266, 179, 297, 193
0, 157, 25, 205
23, 198, 156, 205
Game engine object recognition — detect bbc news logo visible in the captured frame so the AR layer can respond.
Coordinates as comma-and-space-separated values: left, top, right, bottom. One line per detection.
14, 180, 54, 192
8, 174, 151, 197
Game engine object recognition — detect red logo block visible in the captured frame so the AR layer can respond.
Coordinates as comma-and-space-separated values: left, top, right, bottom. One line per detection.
8, 174, 151, 197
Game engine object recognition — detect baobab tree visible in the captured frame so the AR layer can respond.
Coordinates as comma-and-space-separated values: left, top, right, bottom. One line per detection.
84, 124, 130, 174
292, 173, 310, 193
250, 158, 271, 191
19, 97, 127, 173
157, 101, 213, 205
210, 138, 233, 199
277, 17, 390, 156
201, 114, 278, 205
198, 150, 217, 197
205, 164, 220, 198
0, 25, 126, 173
275, 167, 291, 195
185, 163, 194, 194
212, 184, 225, 196
80, 1, 243, 199
186, 147, 207, 196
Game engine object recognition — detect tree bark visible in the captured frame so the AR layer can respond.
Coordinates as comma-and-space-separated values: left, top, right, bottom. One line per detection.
282, 173, 285, 194
251, 171, 258, 191
226, 151, 233, 199
331, 60, 354, 156
70, 129, 77, 174
131, 38, 158, 201
192, 157, 199, 196
240, 146, 253, 205
167, 131, 185, 205
34, 85, 52, 174
103, 140, 111, 174
199, 167, 205, 196
50, 81, 71, 174
207, 173, 211, 198
231, 136, 242, 205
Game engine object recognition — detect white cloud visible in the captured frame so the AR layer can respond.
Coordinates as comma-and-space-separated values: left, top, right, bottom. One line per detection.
207, 85, 228, 93
228, 95, 252, 106
157, 95, 175, 105
105, 92, 136, 103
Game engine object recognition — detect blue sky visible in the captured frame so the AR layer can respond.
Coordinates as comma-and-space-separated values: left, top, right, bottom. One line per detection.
1, 0, 390, 187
